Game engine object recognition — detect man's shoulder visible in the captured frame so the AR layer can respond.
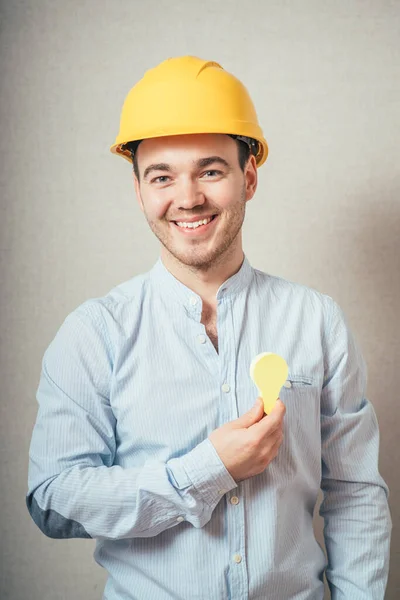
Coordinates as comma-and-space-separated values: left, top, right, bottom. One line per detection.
67, 269, 152, 327
253, 266, 335, 312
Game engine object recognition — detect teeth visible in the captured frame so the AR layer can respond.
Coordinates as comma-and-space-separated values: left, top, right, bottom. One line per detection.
176, 217, 212, 229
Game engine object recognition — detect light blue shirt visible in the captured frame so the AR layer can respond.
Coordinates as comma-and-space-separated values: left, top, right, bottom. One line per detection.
26, 256, 392, 599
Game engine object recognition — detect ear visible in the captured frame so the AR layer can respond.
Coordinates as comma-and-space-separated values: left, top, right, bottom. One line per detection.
133, 173, 144, 212
245, 155, 258, 202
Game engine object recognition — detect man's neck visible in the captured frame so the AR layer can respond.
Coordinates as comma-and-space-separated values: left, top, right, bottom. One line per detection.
160, 246, 244, 305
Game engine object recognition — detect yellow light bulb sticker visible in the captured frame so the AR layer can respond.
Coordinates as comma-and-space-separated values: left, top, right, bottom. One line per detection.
250, 352, 289, 414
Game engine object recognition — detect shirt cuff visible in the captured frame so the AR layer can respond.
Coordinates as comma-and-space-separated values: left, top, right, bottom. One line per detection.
168, 438, 238, 507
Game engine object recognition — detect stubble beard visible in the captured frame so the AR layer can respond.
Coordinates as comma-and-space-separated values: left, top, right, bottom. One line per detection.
144, 185, 247, 273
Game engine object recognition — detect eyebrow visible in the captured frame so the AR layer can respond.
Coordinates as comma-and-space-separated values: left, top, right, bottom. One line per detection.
143, 156, 231, 180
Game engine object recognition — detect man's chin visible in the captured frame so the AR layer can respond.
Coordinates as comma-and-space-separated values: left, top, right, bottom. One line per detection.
173, 253, 216, 271
164, 246, 221, 271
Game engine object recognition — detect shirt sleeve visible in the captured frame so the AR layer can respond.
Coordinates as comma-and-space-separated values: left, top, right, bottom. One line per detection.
26, 304, 237, 541
320, 298, 392, 599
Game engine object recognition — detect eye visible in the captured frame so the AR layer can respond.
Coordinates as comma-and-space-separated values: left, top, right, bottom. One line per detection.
201, 170, 223, 178
151, 175, 171, 184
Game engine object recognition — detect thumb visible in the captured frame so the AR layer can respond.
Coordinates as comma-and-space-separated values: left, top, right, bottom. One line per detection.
233, 397, 264, 428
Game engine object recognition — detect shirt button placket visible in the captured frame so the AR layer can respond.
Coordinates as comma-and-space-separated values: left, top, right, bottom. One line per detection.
218, 297, 248, 599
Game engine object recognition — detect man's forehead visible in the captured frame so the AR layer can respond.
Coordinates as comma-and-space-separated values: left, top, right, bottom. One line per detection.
138, 133, 236, 159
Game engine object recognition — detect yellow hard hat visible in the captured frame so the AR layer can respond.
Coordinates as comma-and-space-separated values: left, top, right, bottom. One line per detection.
110, 55, 268, 167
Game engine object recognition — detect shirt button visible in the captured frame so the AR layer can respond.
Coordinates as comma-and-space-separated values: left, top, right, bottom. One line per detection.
233, 553, 242, 563
221, 383, 230, 393
218, 489, 226, 495
283, 380, 292, 388
176, 516, 184, 523
230, 496, 239, 505
189, 296, 197, 306
197, 334, 206, 344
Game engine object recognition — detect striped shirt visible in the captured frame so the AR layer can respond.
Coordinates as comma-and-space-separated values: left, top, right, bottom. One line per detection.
26, 255, 392, 599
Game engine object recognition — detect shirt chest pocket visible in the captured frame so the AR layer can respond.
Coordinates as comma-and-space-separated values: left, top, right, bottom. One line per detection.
278, 374, 319, 437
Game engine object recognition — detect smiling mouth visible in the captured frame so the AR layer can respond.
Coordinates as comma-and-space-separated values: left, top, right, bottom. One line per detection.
172, 214, 218, 231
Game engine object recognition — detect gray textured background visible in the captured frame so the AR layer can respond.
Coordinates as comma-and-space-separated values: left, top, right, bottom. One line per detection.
0, 1, 399, 598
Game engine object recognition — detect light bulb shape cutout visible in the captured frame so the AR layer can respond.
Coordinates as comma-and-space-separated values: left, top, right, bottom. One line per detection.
250, 352, 289, 414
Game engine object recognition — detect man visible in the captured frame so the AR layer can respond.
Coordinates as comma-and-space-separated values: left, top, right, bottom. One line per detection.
26, 56, 391, 599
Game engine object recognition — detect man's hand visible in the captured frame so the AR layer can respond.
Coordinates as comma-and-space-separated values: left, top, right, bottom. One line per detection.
208, 397, 286, 483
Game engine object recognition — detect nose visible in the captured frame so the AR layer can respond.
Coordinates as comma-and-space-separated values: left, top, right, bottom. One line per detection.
176, 178, 206, 211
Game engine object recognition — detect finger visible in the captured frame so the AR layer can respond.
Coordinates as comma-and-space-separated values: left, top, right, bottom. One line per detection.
267, 429, 284, 458
270, 398, 286, 417
233, 397, 264, 429
267, 425, 284, 451
250, 399, 286, 434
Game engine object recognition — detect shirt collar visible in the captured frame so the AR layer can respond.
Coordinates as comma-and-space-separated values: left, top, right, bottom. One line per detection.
149, 254, 254, 312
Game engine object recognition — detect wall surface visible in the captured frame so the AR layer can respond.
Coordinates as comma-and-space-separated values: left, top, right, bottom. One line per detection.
0, 1, 399, 598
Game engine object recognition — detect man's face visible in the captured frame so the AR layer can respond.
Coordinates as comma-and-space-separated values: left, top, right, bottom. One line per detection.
133, 133, 257, 271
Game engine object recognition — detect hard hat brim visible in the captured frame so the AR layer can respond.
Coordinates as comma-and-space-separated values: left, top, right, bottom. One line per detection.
110, 130, 268, 168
